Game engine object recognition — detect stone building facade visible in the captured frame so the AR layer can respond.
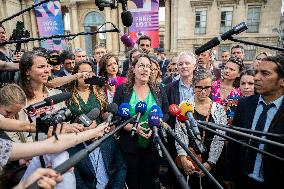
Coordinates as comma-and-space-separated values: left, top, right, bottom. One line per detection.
165, 0, 282, 61
0, 0, 282, 61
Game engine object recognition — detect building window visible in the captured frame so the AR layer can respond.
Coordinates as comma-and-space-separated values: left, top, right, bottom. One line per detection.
244, 45, 256, 61
220, 7, 233, 34
218, 45, 231, 60
195, 9, 207, 34
247, 7, 261, 33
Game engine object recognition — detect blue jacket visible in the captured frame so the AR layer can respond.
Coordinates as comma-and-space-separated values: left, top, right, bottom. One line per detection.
68, 137, 127, 189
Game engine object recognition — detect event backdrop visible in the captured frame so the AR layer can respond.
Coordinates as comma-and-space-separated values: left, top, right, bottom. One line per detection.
129, 0, 160, 48
34, 0, 67, 50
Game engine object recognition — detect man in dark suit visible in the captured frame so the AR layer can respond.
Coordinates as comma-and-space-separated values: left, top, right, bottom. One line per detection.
224, 55, 284, 189
55, 50, 75, 77
68, 137, 127, 189
164, 52, 196, 188
159, 50, 171, 79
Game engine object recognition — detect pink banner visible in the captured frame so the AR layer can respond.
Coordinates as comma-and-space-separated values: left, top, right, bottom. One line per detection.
128, 0, 160, 48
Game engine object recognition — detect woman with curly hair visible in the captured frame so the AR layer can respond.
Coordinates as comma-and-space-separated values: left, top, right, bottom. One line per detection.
148, 53, 162, 86
98, 53, 127, 103
113, 54, 169, 189
67, 61, 108, 123
211, 56, 244, 124
67, 61, 127, 189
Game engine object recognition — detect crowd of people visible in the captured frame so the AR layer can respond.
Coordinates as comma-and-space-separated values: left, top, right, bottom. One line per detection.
0, 22, 283, 189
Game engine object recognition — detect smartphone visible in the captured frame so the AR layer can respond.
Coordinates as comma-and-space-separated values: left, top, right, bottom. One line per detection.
84, 76, 107, 86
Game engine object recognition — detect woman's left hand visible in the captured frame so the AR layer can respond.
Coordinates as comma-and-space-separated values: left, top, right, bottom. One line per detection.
64, 123, 85, 133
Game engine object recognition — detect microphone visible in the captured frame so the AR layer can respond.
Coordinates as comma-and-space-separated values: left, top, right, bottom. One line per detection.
195, 22, 248, 55
26, 92, 71, 112
107, 77, 118, 86
120, 33, 135, 48
117, 103, 131, 118
170, 104, 207, 155
131, 101, 147, 136
169, 104, 187, 122
180, 102, 202, 142
150, 104, 163, 118
77, 108, 100, 127
120, 0, 133, 27
106, 103, 118, 123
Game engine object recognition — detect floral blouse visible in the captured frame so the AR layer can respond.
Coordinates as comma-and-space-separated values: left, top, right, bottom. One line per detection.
211, 80, 242, 125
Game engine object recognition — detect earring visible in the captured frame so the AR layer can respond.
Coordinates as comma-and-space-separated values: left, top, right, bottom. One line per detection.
27, 76, 30, 81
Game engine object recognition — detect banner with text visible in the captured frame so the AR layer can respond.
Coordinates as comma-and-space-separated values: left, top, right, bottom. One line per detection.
34, 0, 67, 50
128, 0, 159, 48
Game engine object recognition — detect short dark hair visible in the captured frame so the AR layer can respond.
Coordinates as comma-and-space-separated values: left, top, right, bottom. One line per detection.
262, 55, 284, 78
231, 45, 244, 54
138, 35, 151, 45
59, 50, 75, 63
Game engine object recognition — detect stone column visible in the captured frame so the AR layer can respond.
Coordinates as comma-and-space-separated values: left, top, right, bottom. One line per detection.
111, 8, 119, 54
30, 9, 39, 47
171, 0, 177, 52
117, 3, 125, 53
104, 7, 112, 52
70, 2, 80, 49
165, 0, 171, 53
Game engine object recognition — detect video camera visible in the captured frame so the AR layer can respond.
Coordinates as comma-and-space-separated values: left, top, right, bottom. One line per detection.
36, 108, 72, 134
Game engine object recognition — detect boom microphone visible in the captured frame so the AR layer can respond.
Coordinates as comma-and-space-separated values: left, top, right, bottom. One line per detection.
195, 22, 248, 55
120, 0, 133, 27
26, 92, 71, 112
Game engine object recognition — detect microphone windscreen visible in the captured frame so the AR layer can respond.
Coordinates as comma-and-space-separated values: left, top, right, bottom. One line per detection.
150, 105, 163, 118
148, 113, 161, 128
121, 34, 135, 48
118, 103, 131, 117
106, 103, 118, 115
179, 102, 194, 116
135, 101, 147, 115
86, 108, 100, 120
176, 113, 188, 122
169, 104, 181, 116
108, 78, 118, 86
121, 10, 133, 27
44, 92, 72, 106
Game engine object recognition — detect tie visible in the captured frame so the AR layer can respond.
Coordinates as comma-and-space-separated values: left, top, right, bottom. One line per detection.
245, 101, 275, 180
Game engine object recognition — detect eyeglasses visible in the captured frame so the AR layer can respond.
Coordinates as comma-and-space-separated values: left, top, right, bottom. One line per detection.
195, 86, 212, 91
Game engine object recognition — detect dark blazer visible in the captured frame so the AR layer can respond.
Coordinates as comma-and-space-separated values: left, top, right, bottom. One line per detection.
225, 94, 284, 189
159, 59, 170, 78
162, 75, 173, 86
164, 80, 180, 129
68, 137, 127, 189
113, 84, 169, 154
121, 59, 130, 77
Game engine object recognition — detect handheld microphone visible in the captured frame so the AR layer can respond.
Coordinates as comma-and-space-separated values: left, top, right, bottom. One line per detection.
172, 104, 207, 155
106, 103, 118, 123
77, 108, 100, 127
131, 101, 147, 136
107, 77, 118, 86
26, 92, 71, 112
120, 33, 135, 48
169, 104, 187, 121
180, 102, 202, 141
117, 103, 131, 118
120, 0, 133, 27
150, 104, 163, 118
195, 22, 248, 55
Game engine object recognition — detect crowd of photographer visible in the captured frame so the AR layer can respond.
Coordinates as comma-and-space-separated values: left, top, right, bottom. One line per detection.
0, 20, 284, 189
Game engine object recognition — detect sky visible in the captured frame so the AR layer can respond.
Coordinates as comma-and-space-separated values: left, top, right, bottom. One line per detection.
282, 0, 284, 13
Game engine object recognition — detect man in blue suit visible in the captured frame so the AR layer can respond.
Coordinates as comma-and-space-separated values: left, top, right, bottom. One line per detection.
68, 137, 127, 189
224, 55, 284, 189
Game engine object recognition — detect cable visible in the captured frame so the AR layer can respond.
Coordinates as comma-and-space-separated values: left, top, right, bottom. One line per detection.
0, 22, 119, 46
